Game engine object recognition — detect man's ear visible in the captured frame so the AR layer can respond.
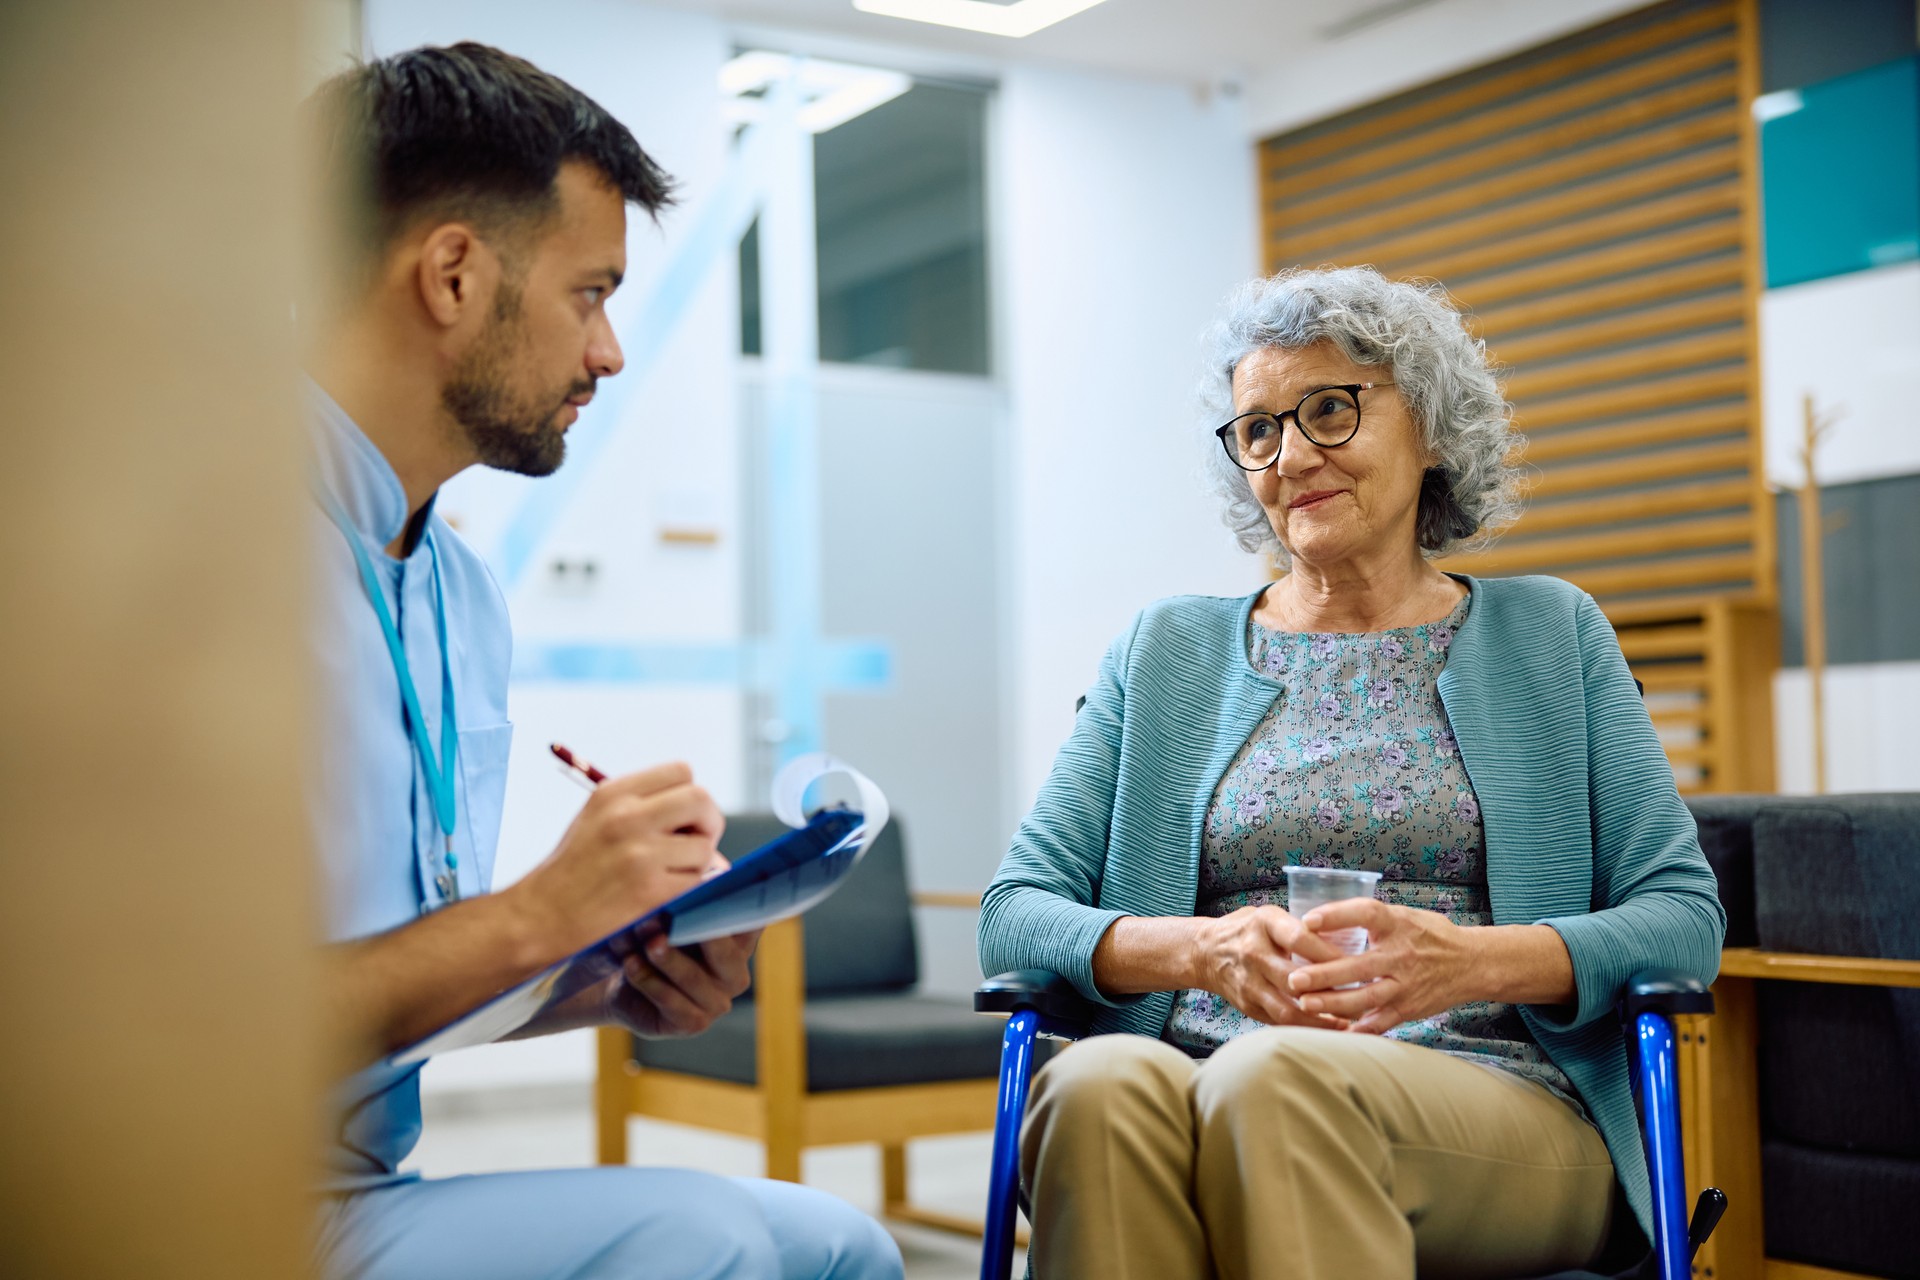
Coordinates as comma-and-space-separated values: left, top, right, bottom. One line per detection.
414, 223, 497, 330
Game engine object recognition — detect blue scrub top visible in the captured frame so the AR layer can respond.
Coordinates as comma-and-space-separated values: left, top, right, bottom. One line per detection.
305, 382, 515, 1188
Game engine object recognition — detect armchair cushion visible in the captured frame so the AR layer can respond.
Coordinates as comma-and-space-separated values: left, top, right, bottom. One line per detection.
719, 814, 918, 995
1751, 796, 1920, 1094
1751, 796, 1920, 961
633, 991, 1005, 1092
1759, 982, 1920, 1157
1671, 792, 1920, 956
1762, 1140, 1920, 1280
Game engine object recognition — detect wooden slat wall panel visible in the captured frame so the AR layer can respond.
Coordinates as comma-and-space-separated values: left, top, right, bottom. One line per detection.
1270, 4, 1734, 170
1521, 404, 1746, 463
1357, 146, 1740, 273
1289, 37, 1738, 189
1281, 112, 1740, 256
1259, 0, 1774, 790
1273, 74, 1739, 229
1518, 478, 1751, 535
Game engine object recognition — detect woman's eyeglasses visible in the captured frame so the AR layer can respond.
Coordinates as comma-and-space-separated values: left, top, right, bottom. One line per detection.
1214, 382, 1394, 472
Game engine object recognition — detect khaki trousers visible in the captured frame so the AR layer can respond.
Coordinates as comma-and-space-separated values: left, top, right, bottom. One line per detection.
1021, 1028, 1616, 1280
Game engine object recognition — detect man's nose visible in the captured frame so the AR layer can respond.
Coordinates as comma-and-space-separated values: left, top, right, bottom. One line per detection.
588, 315, 624, 379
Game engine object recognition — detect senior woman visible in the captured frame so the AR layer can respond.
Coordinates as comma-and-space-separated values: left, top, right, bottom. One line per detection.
978, 265, 1725, 1280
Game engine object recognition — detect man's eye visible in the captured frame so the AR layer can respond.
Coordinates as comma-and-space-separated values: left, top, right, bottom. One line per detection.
582, 288, 605, 305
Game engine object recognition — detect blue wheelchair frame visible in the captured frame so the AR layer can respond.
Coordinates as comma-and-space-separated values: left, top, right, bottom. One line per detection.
973, 967, 1726, 1280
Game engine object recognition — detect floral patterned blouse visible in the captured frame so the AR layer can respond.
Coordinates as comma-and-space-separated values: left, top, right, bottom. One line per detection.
1164, 593, 1580, 1107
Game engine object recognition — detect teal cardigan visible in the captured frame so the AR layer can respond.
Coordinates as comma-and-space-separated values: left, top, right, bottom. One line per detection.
978, 574, 1726, 1240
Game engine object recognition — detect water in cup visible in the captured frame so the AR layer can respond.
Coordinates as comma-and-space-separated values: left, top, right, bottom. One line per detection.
1283, 865, 1383, 963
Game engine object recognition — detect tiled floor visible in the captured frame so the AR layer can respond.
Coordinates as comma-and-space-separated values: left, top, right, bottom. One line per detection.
406, 1090, 1023, 1280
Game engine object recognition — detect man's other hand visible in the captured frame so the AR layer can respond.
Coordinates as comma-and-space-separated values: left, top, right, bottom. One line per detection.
605, 929, 761, 1038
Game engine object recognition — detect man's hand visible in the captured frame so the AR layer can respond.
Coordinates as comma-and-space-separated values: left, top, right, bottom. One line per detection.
1285, 898, 1474, 1034
605, 929, 761, 1039
505, 762, 723, 960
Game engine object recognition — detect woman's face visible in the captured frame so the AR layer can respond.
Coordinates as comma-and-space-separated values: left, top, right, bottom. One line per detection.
1232, 341, 1430, 572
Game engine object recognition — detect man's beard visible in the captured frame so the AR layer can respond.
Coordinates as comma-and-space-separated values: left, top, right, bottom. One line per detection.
441, 287, 589, 478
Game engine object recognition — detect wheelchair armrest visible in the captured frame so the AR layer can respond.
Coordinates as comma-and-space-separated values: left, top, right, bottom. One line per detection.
975, 968, 1098, 1031
1623, 967, 1714, 1021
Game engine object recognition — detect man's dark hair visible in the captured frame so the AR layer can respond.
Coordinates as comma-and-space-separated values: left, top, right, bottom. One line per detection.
311, 42, 674, 269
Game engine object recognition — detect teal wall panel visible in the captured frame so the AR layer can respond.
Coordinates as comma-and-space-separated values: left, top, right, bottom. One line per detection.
1760, 55, 1920, 288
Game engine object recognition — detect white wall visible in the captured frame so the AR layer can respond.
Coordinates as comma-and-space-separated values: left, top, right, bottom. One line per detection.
995, 64, 1267, 811
1760, 261, 1920, 489
1773, 664, 1920, 794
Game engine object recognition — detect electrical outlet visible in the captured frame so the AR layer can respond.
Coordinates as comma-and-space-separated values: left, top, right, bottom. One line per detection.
546, 554, 600, 596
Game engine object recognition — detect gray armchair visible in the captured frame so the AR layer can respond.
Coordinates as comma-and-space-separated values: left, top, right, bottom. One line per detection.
595, 814, 1008, 1236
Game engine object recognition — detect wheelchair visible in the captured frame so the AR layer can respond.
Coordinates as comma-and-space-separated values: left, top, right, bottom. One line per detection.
972, 967, 1727, 1280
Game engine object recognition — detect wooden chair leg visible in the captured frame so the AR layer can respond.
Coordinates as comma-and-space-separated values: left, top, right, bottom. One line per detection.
595, 1025, 631, 1166
764, 1116, 803, 1183
881, 1142, 909, 1216
757, 919, 808, 1183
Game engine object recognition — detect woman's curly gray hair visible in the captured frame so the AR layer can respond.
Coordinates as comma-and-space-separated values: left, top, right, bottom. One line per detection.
1200, 265, 1521, 562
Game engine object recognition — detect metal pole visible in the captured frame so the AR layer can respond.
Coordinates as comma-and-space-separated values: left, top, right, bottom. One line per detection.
1797, 393, 1828, 794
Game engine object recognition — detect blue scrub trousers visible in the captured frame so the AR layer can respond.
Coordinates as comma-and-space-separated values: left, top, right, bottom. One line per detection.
318, 1167, 904, 1280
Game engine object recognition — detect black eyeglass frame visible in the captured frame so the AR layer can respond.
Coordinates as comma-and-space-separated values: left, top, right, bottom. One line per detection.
1214, 381, 1396, 472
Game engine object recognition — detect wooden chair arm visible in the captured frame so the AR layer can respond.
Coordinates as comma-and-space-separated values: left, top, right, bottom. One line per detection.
911, 891, 983, 909
1717, 946, 1920, 988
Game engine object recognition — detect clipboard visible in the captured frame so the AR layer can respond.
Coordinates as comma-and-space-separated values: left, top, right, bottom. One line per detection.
393, 755, 886, 1065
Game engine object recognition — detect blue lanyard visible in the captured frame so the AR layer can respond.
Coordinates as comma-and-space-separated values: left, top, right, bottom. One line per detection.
318, 492, 462, 902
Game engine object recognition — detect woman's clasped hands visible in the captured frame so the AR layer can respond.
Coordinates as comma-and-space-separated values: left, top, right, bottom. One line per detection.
1286, 898, 1476, 1035
1192, 904, 1353, 1030
1194, 899, 1478, 1036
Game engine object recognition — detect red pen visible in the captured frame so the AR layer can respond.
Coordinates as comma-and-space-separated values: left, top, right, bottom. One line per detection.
551, 742, 608, 788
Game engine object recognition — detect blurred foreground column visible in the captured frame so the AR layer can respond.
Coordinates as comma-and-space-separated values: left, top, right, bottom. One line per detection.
0, 2, 323, 1277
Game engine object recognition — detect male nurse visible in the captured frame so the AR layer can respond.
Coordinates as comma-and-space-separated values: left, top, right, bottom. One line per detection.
303, 42, 902, 1280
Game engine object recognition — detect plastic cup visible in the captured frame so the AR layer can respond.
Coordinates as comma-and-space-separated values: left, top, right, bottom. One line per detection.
1283, 866, 1383, 962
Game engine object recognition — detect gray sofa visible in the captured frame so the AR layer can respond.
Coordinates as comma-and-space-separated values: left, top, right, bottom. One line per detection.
1687, 793, 1920, 1280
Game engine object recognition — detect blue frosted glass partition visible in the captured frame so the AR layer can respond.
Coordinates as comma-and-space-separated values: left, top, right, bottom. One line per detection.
1760, 54, 1920, 288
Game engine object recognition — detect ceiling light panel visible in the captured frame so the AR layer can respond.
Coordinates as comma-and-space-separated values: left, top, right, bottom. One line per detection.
851, 0, 1110, 39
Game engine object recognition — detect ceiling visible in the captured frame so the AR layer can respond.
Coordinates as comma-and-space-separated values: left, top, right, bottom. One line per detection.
667, 0, 1653, 136
676, 0, 1334, 85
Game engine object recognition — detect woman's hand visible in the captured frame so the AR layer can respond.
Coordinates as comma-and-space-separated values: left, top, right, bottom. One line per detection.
1284, 898, 1476, 1034
1194, 905, 1352, 1030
